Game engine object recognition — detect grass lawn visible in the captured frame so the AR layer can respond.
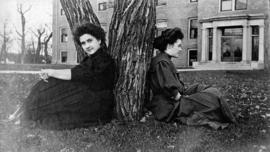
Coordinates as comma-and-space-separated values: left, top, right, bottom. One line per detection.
0, 64, 75, 71
0, 70, 269, 152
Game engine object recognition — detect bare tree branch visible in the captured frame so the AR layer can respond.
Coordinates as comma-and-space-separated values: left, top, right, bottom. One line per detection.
16, 3, 31, 64
23, 5, 32, 14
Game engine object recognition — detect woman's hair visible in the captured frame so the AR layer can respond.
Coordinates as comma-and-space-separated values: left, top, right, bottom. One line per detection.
153, 27, 184, 52
73, 22, 106, 46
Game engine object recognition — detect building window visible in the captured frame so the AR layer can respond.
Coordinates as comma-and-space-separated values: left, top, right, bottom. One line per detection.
190, 0, 198, 2
189, 18, 198, 39
61, 51, 68, 63
60, 8, 65, 15
221, 0, 232, 11
221, 27, 243, 62
60, 28, 68, 43
221, 0, 247, 11
98, 2, 107, 11
235, 0, 247, 10
208, 28, 213, 61
251, 26, 259, 61
155, 0, 167, 6
188, 49, 197, 66
98, 0, 114, 10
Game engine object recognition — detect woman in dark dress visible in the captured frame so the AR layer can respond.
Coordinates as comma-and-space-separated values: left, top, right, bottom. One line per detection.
9, 23, 115, 129
146, 28, 236, 129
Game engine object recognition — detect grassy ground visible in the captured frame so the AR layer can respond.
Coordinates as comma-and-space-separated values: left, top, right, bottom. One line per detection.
0, 70, 269, 152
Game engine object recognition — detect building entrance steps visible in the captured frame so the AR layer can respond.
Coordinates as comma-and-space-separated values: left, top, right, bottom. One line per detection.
192, 61, 263, 70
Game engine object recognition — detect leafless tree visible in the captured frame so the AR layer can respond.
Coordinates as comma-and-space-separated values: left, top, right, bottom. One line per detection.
0, 22, 12, 64
42, 32, 53, 63
31, 28, 45, 63
16, 3, 31, 64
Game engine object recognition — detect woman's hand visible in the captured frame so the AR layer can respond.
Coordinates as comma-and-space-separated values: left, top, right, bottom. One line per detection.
41, 69, 53, 76
39, 69, 71, 80
39, 69, 52, 82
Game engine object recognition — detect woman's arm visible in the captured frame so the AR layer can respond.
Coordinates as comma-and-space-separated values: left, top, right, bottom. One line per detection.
155, 61, 184, 99
41, 69, 71, 80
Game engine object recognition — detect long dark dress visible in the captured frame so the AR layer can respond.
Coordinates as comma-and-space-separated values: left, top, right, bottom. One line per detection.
22, 48, 115, 129
146, 53, 236, 129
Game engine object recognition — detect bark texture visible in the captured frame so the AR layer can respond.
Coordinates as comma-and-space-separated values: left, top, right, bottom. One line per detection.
108, 0, 156, 121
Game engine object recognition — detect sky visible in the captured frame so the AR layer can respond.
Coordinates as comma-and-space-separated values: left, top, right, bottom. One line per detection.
0, 0, 53, 53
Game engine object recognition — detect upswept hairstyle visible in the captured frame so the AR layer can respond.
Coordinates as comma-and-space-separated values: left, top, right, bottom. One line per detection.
73, 22, 106, 46
153, 27, 184, 52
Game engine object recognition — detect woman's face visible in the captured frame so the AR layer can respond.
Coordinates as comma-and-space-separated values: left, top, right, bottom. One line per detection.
165, 39, 183, 58
79, 34, 101, 55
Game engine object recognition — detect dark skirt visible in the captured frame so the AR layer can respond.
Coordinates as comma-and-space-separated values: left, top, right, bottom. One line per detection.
21, 78, 115, 130
147, 84, 236, 129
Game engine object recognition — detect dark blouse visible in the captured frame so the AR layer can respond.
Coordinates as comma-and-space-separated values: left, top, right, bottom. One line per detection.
148, 53, 185, 98
71, 48, 115, 91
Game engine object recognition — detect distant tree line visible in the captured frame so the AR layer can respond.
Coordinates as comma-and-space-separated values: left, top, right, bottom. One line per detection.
0, 3, 52, 64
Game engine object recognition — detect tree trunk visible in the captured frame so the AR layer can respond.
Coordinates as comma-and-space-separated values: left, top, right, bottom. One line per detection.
59, 0, 103, 62
268, 0, 270, 69
32, 29, 45, 63
0, 22, 11, 64
35, 35, 42, 63
17, 4, 31, 64
108, 0, 156, 121
20, 13, 26, 64
0, 43, 7, 63
43, 32, 53, 63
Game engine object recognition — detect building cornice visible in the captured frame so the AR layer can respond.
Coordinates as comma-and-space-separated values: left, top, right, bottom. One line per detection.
199, 13, 267, 23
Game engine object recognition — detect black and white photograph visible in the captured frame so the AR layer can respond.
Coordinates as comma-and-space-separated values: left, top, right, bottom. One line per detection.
0, 0, 269, 151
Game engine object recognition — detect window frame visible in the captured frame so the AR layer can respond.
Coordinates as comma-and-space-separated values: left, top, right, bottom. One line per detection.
220, 26, 243, 62
220, 0, 233, 11
60, 28, 68, 43
187, 49, 198, 66
251, 26, 259, 61
60, 51, 68, 63
235, 0, 247, 10
188, 18, 198, 39
208, 28, 213, 61
220, 0, 247, 12
98, 2, 107, 11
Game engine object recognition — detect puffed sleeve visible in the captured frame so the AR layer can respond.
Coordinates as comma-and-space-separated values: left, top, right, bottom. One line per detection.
71, 56, 112, 84
155, 61, 183, 98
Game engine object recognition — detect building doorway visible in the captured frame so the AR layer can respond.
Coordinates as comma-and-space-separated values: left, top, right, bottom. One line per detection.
188, 49, 197, 66
221, 27, 243, 62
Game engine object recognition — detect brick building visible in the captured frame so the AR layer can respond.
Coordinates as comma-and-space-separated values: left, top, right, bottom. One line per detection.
52, 0, 269, 69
